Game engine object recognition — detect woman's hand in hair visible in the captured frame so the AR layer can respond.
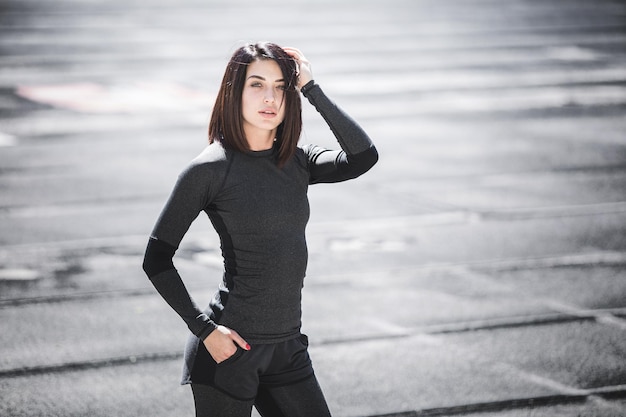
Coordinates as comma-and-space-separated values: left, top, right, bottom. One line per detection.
283, 47, 313, 89
203, 325, 251, 363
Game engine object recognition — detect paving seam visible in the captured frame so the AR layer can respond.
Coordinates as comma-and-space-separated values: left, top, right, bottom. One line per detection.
1, 309, 623, 379
0, 287, 156, 307
363, 384, 626, 417
542, 299, 626, 331
0, 351, 181, 379
2, 354, 625, 417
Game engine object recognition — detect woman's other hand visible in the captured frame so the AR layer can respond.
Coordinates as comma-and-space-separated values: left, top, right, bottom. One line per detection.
203, 325, 250, 363
283, 46, 313, 89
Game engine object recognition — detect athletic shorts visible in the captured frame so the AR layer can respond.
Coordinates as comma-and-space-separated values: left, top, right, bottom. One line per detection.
182, 333, 314, 401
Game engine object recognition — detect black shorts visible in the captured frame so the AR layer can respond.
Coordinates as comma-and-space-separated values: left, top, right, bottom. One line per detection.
182, 334, 314, 401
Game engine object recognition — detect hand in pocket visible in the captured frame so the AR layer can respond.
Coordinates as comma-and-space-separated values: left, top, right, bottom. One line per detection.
203, 325, 251, 363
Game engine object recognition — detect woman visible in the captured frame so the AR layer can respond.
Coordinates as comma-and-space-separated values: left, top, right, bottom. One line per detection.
143, 42, 378, 417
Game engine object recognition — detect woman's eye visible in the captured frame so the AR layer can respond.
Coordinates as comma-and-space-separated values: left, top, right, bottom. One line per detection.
277, 85, 286, 91
251, 82, 262, 87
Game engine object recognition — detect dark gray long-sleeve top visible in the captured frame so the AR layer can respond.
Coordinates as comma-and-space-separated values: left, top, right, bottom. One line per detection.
143, 82, 378, 344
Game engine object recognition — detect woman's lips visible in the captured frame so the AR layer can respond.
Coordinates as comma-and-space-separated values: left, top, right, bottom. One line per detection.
259, 109, 277, 118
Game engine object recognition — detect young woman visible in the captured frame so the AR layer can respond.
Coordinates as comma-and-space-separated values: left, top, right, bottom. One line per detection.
143, 42, 378, 417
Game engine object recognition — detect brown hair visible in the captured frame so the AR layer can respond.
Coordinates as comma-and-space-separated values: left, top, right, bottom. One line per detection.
208, 42, 302, 168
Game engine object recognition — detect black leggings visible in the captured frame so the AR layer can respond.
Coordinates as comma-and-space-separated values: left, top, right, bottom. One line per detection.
191, 375, 332, 417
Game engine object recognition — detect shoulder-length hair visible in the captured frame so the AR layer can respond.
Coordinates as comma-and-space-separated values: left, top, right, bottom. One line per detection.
208, 42, 302, 168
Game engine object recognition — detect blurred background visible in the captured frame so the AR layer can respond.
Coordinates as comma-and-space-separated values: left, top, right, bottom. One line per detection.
1, 0, 625, 416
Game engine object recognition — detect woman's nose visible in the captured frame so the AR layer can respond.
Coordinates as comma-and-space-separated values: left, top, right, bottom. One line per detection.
264, 89, 275, 103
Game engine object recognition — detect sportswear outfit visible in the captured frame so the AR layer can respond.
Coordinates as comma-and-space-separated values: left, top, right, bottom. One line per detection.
142, 81, 378, 406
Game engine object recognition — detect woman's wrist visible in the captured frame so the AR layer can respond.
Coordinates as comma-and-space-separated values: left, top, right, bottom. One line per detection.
197, 321, 218, 340
300, 79, 316, 96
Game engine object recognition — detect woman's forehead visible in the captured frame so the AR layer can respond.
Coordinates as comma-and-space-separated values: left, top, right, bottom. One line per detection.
246, 59, 283, 81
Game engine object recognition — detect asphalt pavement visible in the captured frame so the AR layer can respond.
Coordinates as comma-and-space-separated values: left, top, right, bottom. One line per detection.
1, 1, 626, 416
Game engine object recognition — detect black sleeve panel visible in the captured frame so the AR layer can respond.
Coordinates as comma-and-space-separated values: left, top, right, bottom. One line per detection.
142, 236, 217, 339
304, 145, 379, 184
142, 236, 176, 278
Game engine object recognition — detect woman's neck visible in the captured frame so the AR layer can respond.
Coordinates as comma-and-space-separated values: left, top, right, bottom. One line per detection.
245, 128, 276, 151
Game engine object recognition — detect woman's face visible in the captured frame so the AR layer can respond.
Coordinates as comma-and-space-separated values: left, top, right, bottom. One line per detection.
241, 59, 287, 141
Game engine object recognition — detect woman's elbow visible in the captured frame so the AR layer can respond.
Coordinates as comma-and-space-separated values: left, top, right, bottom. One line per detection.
143, 237, 176, 278
343, 146, 378, 179
357, 145, 379, 174
366, 146, 379, 170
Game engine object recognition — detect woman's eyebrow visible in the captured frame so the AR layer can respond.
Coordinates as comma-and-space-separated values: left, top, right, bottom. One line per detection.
247, 75, 285, 83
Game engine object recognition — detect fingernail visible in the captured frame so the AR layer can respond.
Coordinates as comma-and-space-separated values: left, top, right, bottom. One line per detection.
245, 344, 251, 351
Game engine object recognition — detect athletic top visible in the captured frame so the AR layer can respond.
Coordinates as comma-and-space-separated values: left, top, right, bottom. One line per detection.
143, 81, 378, 344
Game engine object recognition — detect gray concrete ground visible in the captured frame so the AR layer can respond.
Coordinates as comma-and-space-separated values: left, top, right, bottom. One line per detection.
1, 0, 626, 416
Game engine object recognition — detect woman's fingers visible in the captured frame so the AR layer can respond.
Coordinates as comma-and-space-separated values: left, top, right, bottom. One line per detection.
283, 46, 313, 88
229, 329, 251, 351
282, 46, 303, 58
203, 325, 250, 363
